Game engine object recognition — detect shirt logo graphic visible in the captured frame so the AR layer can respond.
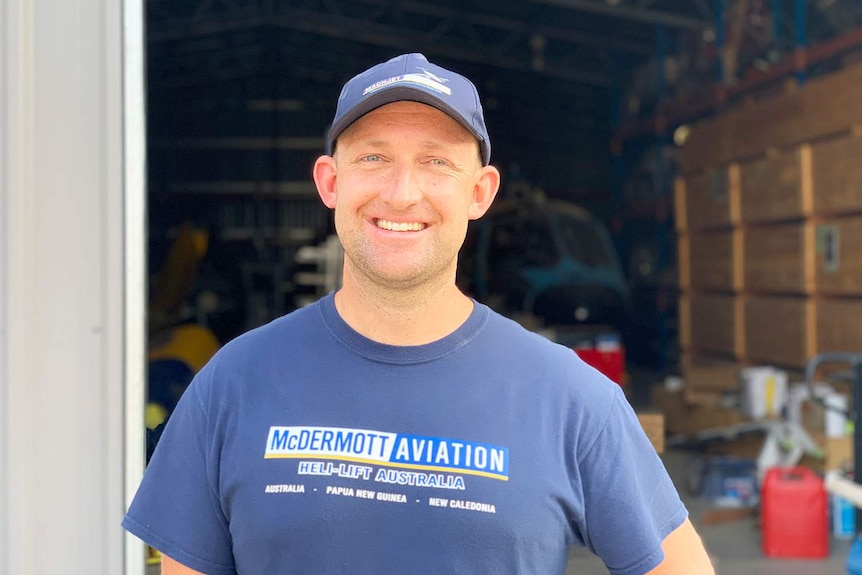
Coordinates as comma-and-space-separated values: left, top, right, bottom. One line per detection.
265, 426, 508, 481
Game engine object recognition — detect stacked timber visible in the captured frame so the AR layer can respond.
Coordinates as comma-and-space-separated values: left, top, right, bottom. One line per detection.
675, 62, 862, 401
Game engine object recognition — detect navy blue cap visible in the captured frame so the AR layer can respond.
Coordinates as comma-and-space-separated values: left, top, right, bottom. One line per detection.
326, 53, 491, 165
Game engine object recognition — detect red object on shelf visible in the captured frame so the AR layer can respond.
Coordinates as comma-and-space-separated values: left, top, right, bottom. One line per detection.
761, 466, 829, 559
574, 340, 625, 386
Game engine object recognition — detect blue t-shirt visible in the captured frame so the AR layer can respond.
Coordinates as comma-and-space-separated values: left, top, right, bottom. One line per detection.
123, 293, 686, 575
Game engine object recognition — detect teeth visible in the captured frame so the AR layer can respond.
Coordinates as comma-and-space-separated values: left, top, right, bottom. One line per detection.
376, 219, 425, 232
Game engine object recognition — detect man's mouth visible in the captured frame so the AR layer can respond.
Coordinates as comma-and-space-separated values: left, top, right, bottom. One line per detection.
375, 219, 427, 232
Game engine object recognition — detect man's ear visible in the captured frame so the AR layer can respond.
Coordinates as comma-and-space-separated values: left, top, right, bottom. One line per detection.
468, 165, 501, 220
313, 155, 338, 209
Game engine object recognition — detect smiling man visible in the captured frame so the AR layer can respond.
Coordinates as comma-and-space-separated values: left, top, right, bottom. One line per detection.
123, 53, 714, 575
313, 99, 499, 345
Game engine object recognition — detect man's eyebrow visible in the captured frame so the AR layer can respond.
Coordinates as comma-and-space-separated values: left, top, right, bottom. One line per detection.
344, 138, 389, 150
418, 140, 447, 150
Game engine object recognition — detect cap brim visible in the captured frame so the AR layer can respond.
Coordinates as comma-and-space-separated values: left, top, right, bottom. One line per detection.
327, 85, 489, 165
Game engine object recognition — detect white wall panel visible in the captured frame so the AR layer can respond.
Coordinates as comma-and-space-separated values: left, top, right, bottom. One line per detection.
0, 0, 146, 573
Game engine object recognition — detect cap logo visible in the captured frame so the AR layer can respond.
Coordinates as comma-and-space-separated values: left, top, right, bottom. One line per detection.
362, 69, 452, 97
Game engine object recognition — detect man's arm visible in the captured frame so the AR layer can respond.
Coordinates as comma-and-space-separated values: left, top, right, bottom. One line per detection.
160, 554, 208, 575
646, 518, 715, 575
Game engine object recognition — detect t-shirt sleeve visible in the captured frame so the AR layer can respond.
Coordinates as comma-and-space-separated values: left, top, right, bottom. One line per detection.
575, 385, 688, 575
122, 368, 237, 575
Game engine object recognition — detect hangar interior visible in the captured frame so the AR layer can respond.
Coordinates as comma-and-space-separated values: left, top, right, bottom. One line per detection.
142, 1, 862, 572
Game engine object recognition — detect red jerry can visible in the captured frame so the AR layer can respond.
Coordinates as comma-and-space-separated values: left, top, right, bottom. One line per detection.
761, 466, 829, 559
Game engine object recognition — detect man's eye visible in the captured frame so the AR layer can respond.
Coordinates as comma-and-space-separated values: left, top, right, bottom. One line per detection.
363, 154, 382, 162
430, 158, 448, 166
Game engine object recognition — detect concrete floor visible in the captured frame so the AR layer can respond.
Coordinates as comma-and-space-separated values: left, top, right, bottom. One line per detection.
566, 448, 853, 575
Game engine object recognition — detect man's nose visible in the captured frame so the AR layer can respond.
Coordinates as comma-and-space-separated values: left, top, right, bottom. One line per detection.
382, 163, 422, 210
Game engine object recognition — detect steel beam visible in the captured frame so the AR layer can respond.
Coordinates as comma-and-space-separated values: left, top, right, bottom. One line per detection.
528, 0, 711, 31
148, 0, 653, 55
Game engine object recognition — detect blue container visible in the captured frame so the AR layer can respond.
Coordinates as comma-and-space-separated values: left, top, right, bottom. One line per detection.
847, 537, 862, 575
832, 494, 856, 539
690, 456, 758, 508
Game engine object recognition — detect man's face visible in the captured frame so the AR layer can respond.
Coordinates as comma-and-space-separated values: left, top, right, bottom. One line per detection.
315, 101, 499, 291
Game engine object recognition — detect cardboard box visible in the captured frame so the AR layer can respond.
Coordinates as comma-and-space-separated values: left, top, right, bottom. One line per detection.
637, 412, 665, 453
806, 432, 854, 473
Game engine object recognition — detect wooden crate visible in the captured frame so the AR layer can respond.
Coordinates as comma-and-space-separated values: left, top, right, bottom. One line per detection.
674, 176, 687, 232
743, 222, 809, 294
680, 167, 738, 231
687, 230, 741, 292
679, 293, 691, 350
678, 234, 691, 290
814, 216, 862, 295
650, 385, 748, 436
739, 218, 862, 296
738, 146, 812, 224
681, 62, 862, 174
688, 293, 741, 356
744, 296, 810, 368
811, 133, 862, 216
816, 298, 862, 355
680, 352, 741, 403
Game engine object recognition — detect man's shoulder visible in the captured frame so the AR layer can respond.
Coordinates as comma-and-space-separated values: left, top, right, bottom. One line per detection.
479, 305, 580, 357
476, 307, 600, 378
208, 301, 325, 365
475, 307, 623, 437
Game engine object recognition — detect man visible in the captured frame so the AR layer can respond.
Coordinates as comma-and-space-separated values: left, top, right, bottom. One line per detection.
124, 53, 714, 575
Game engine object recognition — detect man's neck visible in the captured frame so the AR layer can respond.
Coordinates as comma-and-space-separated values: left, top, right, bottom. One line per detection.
333, 273, 474, 346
